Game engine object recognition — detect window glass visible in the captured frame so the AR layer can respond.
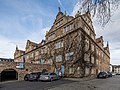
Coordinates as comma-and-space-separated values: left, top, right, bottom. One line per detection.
56, 55, 62, 62
66, 52, 74, 60
55, 41, 63, 49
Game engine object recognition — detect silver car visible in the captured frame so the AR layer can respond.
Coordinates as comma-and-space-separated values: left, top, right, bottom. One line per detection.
39, 72, 59, 81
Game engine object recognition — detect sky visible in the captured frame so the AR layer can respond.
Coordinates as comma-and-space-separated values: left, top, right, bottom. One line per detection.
0, 0, 120, 65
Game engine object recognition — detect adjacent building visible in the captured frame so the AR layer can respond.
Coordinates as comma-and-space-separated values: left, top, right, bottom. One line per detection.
112, 65, 120, 74
14, 8, 110, 77
0, 58, 14, 62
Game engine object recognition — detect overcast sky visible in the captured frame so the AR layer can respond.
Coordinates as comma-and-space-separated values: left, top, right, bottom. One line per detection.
0, 0, 119, 65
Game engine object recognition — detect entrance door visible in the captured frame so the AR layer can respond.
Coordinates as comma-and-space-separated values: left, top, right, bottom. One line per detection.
61, 65, 65, 75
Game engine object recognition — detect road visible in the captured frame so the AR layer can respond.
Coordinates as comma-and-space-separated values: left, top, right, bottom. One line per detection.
0, 76, 120, 90
0, 79, 76, 90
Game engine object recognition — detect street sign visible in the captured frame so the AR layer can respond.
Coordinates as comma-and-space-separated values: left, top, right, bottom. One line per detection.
16, 62, 24, 69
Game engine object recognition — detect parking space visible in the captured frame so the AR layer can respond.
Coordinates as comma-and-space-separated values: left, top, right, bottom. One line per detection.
0, 78, 76, 90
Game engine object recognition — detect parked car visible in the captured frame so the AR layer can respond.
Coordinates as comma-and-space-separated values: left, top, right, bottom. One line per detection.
107, 72, 112, 77
111, 73, 116, 76
116, 73, 120, 75
97, 72, 108, 79
24, 74, 30, 81
29, 72, 42, 81
38, 72, 59, 81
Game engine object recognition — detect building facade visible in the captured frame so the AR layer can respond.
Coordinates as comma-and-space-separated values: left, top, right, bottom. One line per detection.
112, 65, 120, 74
14, 8, 110, 77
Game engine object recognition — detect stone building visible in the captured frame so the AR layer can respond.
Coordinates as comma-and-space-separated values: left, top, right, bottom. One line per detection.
112, 65, 120, 74
0, 58, 14, 62
14, 8, 110, 77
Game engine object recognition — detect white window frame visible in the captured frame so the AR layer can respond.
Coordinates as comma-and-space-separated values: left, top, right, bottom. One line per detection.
55, 41, 63, 49
56, 55, 62, 62
69, 67, 75, 74
66, 52, 74, 61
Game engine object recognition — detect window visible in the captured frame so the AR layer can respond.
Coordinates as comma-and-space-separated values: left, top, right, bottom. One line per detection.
91, 44, 94, 51
48, 33, 55, 41
66, 52, 74, 61
85, 39, 89, 51
84, 53, 89, 61
47, 59, 53, 64
91, 69, 95, 74
85, 67, 89, 75
56, 55, 62, 62
26, 55, 29, 60
96, 59, 99, 65
55, 41, 63, 49
35, 51, 39, 56
101, 53, 104, 58
64, 23, 73, 32
29, 53, 34, 58
91, 56, 94, 64
41, 47, 47, 54
41, 59, 46, 64
69, 67, 75, 74
69, 24, 73, 30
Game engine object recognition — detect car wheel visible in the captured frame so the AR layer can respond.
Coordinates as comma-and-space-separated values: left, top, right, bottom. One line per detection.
24, 78, 28, 81
50, 77, 53, 82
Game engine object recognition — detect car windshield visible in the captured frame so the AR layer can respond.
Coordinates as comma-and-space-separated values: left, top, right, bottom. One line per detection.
30, 73, 38, 75
41, 73, 49, 75
99, 72, 106, 75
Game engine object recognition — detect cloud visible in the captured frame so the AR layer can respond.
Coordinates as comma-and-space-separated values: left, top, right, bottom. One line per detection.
0, 26, 50, 58
71, 1, 81, 16
0, 0, 54, 59
0, 36, 24, 58
57, 0, 63, 7
26, 27, 51, 43
93, 5, 120, 65
57, 0, 66, 11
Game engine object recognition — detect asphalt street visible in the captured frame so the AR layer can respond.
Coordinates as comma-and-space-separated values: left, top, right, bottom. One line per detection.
0, 76, 120, 90
0, 79, 76, 90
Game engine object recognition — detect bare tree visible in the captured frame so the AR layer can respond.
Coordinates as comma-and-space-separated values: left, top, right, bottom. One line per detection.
79, 0, 120, 27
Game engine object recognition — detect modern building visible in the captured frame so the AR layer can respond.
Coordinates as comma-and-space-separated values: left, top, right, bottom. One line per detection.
14, 8, 110, 77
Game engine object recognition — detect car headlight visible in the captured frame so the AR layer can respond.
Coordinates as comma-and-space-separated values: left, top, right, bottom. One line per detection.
45, 76, 49, 79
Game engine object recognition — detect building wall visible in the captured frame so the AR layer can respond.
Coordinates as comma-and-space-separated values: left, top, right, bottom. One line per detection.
0, 61, 52, 80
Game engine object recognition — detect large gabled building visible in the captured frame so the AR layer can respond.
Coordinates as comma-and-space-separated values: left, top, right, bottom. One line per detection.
14, 8, 110, 77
